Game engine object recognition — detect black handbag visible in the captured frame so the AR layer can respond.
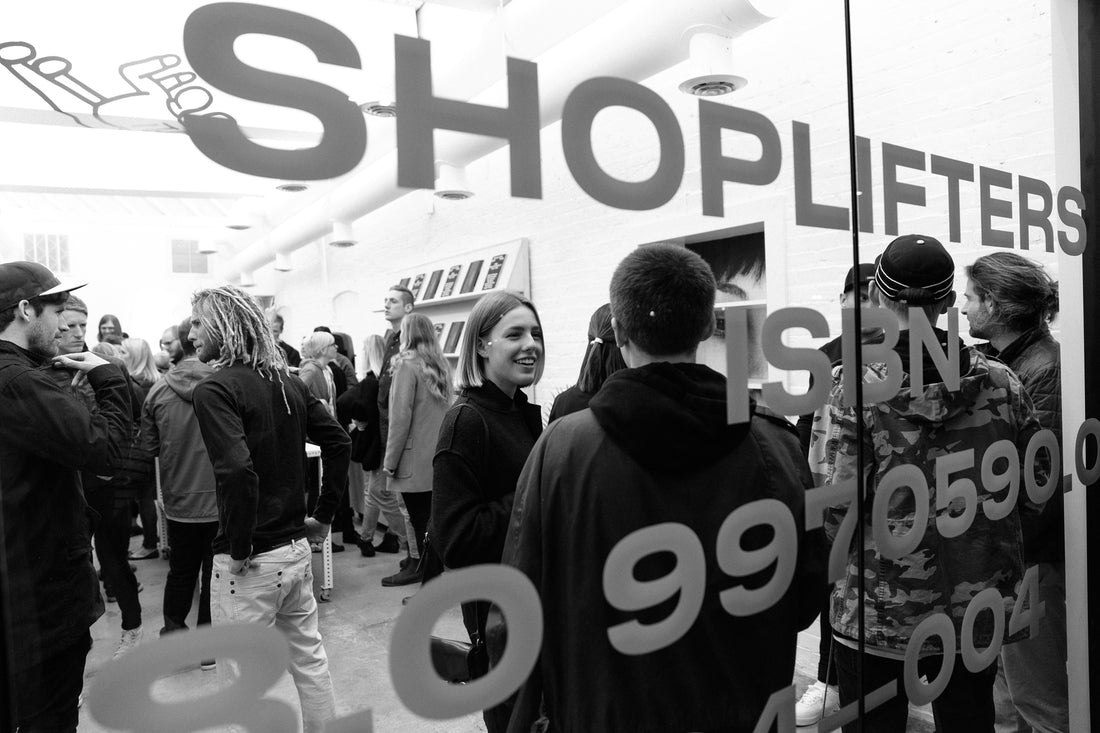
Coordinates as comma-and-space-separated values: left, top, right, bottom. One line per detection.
429, 633, 489, 683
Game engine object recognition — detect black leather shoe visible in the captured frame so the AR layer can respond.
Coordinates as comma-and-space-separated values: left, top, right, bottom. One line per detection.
376, 533, 401, 553
381, 564, 422, 587
358, 540, 376, 557
331, 542, 345, 553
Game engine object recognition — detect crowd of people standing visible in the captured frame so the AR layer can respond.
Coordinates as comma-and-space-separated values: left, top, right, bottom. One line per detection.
0, 235, 1069, 732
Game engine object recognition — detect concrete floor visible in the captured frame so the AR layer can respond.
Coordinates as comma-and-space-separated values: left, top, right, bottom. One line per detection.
77, 534, 933, 733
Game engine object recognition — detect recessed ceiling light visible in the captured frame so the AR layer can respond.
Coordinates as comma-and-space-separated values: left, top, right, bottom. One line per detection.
360, 101, 397, 118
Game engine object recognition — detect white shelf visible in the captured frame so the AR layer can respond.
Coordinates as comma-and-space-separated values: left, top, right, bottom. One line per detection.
392, 239, 531, 356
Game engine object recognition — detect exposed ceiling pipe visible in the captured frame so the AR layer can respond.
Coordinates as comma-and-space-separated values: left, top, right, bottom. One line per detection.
221, 0, 634, 266
221, 0, 789, 281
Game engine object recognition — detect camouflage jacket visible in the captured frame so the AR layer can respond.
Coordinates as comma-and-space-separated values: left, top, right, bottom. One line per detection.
808, 346, 1040, 655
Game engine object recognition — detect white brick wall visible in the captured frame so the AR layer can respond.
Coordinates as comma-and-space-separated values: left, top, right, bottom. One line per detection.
271, 0, 1064, 410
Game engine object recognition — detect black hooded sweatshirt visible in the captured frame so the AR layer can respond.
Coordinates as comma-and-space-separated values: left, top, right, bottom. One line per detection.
504, 361, 828, 733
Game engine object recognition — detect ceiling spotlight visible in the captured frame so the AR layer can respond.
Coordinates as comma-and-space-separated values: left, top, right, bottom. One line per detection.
274, 252, 293, 271
225, 196, 265, 230
275, 182, 309, 193
678, 30, 747, 97
196, 238, 220, 255
329, 221, 357, 248
239, 271, 256, 288
360, 100, 397, 118
434, 162, 474, 201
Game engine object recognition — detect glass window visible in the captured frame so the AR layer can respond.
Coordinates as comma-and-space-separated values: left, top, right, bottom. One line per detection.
170, 239, 208, 274
22, 233, 69, 273
0, 2, 1092, 732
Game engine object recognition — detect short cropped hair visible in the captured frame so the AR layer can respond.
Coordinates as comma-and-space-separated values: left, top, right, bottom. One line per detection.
64, 294, 88, 315
389, 284, 415, 308
609, 244, 716, 356
0, 292, 69, 334
456, 290, 544, 390
966, 252, 1059, 331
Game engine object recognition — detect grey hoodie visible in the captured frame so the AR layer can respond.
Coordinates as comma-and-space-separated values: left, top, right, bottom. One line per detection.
141, 358, 218, 522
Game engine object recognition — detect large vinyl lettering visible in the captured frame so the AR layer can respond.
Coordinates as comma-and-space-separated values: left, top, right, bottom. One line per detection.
182, 3, 366, 180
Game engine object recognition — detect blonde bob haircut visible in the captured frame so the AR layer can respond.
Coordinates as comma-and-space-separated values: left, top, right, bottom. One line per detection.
455, 290, 545, 390
301, 330, 335, 360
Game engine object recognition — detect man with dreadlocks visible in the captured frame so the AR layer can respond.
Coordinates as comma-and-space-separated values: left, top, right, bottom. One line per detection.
189, 285, 351, 733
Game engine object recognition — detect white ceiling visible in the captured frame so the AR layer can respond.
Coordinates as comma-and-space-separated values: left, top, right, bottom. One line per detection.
0, 0, 492, 244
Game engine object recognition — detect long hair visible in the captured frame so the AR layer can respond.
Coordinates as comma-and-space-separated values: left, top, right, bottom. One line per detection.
456, 290, 545, 390
965, 252, 1059, 330
97, 313, 123, 344
577, 303, 627, 393
393, 313, 452, 402
364, 334, 386, 375
191, 285, 287, 376
121, 337, 160, 385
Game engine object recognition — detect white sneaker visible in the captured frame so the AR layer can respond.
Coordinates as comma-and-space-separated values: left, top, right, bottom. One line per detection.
113, 627, 143, 659
795, 680, 840, 726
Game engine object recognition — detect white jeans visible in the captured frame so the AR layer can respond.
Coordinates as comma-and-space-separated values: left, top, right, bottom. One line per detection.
212, 539, 336, 733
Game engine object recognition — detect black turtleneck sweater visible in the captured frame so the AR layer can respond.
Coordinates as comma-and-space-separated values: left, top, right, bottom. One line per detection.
432, 380, 543, 568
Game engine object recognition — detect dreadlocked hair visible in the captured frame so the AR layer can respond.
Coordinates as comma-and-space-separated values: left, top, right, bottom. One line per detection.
192, 285, 291, 410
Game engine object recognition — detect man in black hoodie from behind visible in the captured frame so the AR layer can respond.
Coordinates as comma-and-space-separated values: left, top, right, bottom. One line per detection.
503, 244, 827, 733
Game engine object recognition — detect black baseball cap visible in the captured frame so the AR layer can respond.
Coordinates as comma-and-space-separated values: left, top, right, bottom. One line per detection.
843, 263, 877, 293
874, 235, 954, 304
0, 261, 87, 312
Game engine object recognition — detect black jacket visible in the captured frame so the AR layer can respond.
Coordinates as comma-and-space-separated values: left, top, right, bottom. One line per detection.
547, 384, 592, 423
432, 381, 542, 568
0, 339, 132, 671
504, 362, 828, 733
278, 340, 301, 368
980, 328, 1063, 563
192, 365, 351, 560
336, 371, 382, 470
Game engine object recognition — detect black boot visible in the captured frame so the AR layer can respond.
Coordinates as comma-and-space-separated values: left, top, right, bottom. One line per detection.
381, 563, 422, 587
376, 533, 401, 553
358, 539, 376, 557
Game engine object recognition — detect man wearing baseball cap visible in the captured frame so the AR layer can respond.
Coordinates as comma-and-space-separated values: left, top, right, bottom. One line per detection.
807, 236, 1040, 731
0, 261, 134, 731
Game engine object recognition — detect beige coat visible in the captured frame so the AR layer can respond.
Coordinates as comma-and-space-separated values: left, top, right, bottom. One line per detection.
384, 357, 449, 493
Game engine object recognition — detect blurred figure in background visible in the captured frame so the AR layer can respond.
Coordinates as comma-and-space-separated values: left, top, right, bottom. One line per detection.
98, 313, 123, 345
122, 336, 161, 561
548, 302, 625, 422
337, 334, 406, 558
142, 316, 219, 660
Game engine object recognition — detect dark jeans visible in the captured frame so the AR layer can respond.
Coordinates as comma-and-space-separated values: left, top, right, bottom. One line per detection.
834, 643, 997, 733
461, 600, 513, 733
818, 610, 838, 685
400, 491, 432, 557
162, 519, 218, 632
138, 481, 158, 550
14, 631, 91, 733
306, 459, 353, 539
87, 487, 142, 630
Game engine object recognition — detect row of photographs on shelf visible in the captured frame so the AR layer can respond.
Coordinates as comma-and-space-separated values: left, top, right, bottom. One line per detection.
399, 254, 508, 303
